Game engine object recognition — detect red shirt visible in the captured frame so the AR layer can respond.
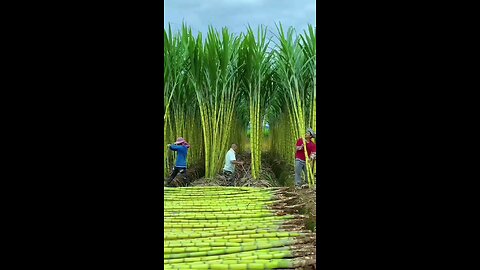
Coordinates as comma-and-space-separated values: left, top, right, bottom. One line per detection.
295, 138, 316, 161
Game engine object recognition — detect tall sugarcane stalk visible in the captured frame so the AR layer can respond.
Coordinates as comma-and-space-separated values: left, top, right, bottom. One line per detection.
164, 25, 207, 175
187, 26, 242, 178
273, 23, 316, 187
300, 25, 317, 183
238, 26, 274, 179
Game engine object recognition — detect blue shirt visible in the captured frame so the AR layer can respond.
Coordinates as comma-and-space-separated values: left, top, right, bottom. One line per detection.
169, 145, 188, 168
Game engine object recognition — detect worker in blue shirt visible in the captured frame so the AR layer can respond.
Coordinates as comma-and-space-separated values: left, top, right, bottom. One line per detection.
166, 137, 190, 187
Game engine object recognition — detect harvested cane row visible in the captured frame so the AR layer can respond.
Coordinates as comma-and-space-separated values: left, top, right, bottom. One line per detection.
164, 187, 316, 269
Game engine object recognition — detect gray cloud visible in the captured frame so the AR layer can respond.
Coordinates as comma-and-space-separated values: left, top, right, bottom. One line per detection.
164, 0, 316, 36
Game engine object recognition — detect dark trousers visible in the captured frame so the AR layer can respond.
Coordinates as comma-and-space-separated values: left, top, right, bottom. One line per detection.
223, 170, 234, 186
168, 166, 187, 186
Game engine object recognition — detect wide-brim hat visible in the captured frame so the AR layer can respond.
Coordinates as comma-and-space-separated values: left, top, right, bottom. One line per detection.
175, 137, 186, 144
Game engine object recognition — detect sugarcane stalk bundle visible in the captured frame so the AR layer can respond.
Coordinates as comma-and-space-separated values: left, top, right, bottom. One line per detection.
164, 187, 316, 269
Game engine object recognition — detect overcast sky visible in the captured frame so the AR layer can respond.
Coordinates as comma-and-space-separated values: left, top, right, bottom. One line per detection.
164, 0, 316, 37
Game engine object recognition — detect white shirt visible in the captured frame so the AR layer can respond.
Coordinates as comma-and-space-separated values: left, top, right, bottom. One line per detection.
223, 148, 236, 173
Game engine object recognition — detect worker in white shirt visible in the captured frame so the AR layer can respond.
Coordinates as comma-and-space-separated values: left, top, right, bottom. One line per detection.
223, 144, 244, 186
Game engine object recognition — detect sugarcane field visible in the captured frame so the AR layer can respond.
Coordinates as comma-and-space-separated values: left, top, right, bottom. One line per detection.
163, 21, 317, 269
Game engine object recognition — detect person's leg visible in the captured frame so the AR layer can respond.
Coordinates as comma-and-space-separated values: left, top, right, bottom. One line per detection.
229, 172, 236, 186
178, 168, 187, 186
167, 167, 180, 186
302, 162, 308, 185
223, 170, 233, 186
294, 160, 303, 187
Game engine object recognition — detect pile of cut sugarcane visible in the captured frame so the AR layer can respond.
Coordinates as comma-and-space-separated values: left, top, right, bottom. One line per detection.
164, 187, 316, 269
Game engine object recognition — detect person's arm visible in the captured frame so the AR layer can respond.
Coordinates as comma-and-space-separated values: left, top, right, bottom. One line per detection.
229, 152, 244, 165
167, 144, 180, 151
308, 143, 317, 160
296, 138, 303, 151
232, 160, 244, 165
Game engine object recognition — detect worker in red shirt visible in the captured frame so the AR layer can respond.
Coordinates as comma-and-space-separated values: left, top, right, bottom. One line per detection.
295, 128, 316, 187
